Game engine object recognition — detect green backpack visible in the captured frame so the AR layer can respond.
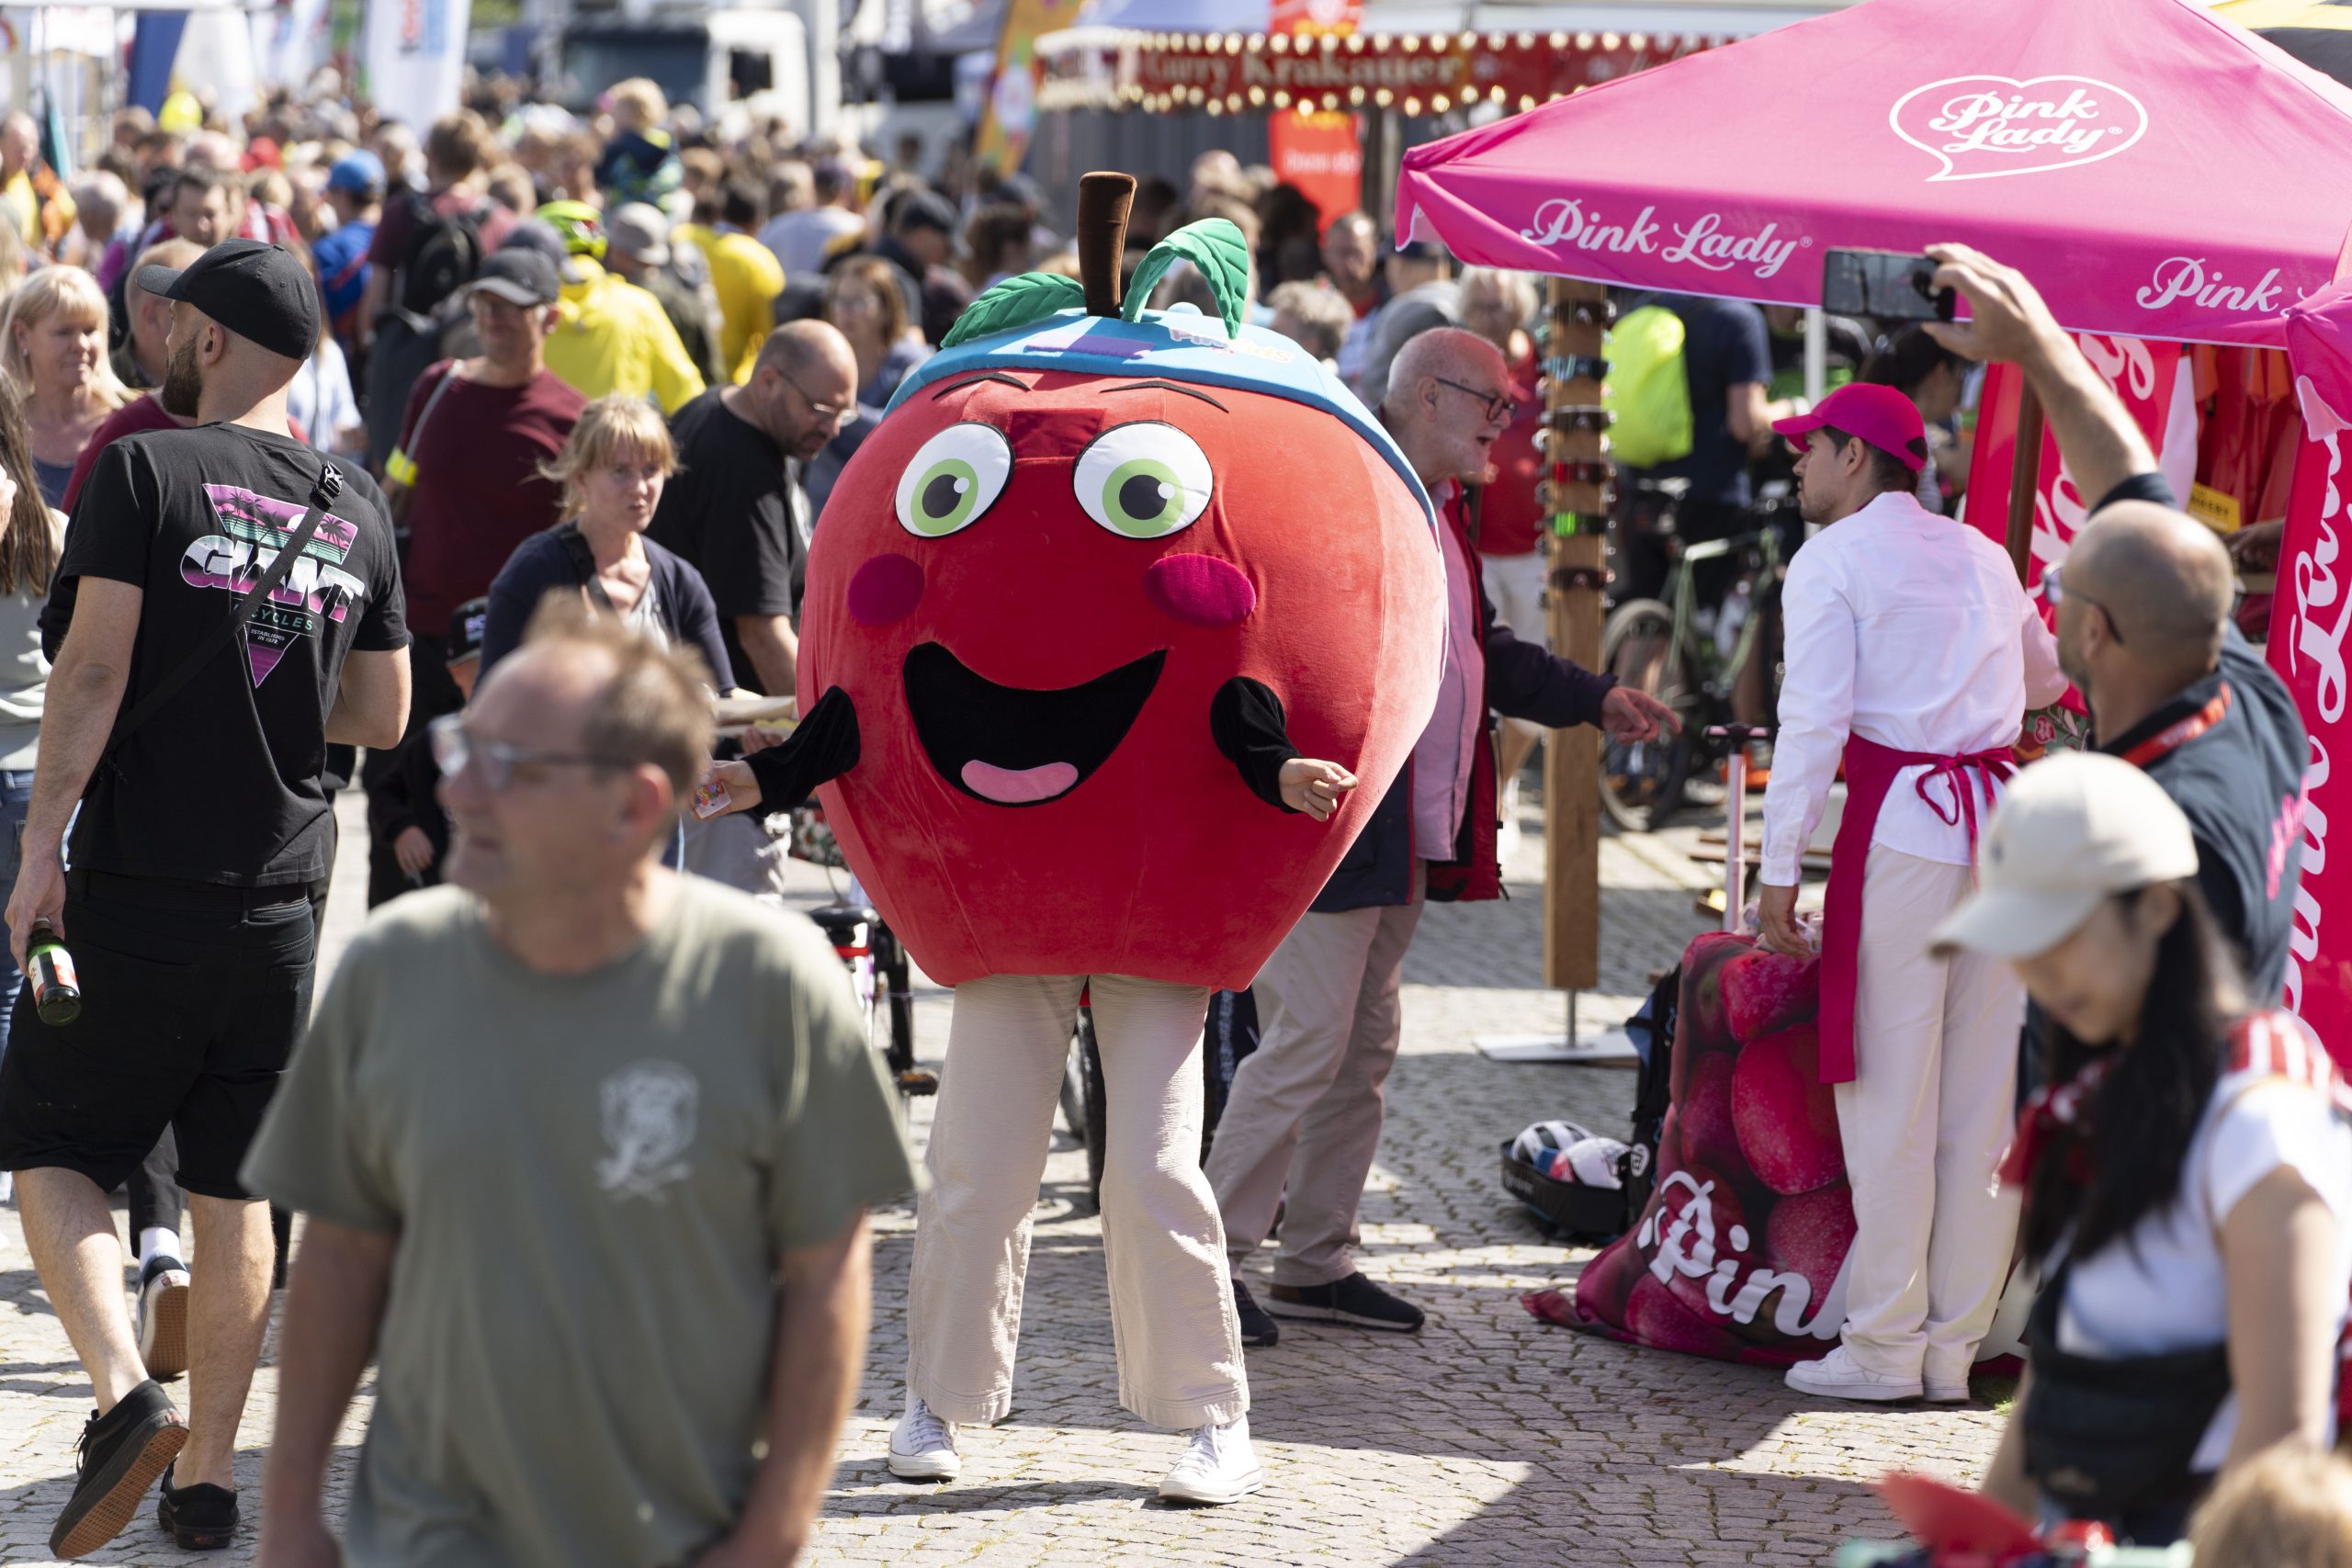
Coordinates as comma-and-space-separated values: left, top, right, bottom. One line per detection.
1603, 304, 1694, 469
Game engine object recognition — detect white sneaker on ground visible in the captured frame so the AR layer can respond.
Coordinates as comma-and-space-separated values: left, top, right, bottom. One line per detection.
135, 1256, 192, 1382
1783, 1346, 1922, 1404
1923, 1375, 1973, 1404
1158, 1414, 1263, 1505
887, 1394, 960, 1482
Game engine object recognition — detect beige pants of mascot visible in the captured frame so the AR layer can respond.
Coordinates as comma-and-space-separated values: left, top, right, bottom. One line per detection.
907, 973, 1250, 1429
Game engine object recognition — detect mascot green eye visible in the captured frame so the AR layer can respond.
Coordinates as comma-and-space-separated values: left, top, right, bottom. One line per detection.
896, 423, 1014, 538
1074, 423, 1214, 539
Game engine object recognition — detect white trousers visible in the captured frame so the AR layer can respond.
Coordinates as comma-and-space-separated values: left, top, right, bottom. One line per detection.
1835, 844, 2025, 1383
906, 974, 1248, 1429
1207, 867, 1427, 1287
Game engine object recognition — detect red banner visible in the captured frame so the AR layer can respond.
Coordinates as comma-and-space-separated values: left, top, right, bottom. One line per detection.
1082, 31, 1714, 118
1964, 337, 2183, 591
1266, 0, 1363, 228
2271, 295, 2352, 1068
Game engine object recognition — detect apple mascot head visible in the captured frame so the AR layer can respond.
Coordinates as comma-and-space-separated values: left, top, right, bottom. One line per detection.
798, 173, 1446, 990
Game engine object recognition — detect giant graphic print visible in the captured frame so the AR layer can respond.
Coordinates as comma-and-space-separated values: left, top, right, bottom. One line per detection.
183, 483, 371, 686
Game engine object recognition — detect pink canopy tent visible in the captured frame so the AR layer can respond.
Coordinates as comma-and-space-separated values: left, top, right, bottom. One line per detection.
1394, 0, 2352, 349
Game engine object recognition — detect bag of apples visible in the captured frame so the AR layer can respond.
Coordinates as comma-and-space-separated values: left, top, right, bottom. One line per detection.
1527, 930, 1851, 1366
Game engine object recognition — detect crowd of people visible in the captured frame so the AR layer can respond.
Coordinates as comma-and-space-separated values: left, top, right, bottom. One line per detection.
0, 70, 2338, 1568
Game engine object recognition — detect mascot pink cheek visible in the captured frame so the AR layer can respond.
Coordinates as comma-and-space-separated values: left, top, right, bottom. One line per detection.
1145, 554, 1256, 626
848, 555, 926, 626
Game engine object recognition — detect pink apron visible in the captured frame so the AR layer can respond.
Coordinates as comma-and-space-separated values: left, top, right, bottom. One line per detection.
1817, 733, 2016, 1084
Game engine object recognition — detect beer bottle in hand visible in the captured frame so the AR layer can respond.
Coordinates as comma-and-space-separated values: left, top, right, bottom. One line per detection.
26, 920, 79, 1025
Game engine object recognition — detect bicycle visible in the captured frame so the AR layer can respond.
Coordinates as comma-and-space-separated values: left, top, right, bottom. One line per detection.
1600, 484, 1796, 831
788, 807, 938, 1103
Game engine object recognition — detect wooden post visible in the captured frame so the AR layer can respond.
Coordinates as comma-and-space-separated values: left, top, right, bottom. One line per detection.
1540, 277, 1612, 993
2005, 380, 2045, 585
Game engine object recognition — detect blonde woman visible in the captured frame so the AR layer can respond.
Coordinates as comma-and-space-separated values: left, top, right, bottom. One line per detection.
3, 267, 130, 506
480, 394, 732, 687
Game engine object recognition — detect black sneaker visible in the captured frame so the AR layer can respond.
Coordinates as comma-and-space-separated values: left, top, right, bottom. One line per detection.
156, 1463, 240, 1551
49, 1380, 186, 1559
135, 1254, 191, 1382
1232, 1278, 1278, 1348
1266, 1272, 1425, 1333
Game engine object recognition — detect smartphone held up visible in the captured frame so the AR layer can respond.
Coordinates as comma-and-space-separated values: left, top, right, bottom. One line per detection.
1822, 248, 1956, 323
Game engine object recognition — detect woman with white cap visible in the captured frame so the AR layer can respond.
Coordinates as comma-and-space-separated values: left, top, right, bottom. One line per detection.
1933, 750, 2351, 1544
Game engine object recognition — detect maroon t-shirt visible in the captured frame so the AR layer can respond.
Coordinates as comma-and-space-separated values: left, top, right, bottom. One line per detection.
397, 361, 585, 636
62, 395, 310, 515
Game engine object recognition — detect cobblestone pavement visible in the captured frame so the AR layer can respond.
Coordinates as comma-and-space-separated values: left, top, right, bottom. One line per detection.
0, 784, 2002, 1565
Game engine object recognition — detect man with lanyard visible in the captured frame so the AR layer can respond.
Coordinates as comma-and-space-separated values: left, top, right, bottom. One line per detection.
1756, 381, 2067, 1404
1923, 243, 2306, 1011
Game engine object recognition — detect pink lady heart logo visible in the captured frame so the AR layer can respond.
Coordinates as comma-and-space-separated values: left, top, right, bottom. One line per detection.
1890, 75, 2148, 182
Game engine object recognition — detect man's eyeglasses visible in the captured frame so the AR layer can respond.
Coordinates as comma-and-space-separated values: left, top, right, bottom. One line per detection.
776, 367, 853, 425
1433, 378, 1517, 424
2042, 564, 2125, 646
429, 713, 631, 792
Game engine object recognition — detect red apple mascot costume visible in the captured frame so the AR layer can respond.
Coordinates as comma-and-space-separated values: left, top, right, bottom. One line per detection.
735, 174, 1445, 1502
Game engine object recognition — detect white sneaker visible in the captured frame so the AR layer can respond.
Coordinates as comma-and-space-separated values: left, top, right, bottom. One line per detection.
887, 1394, 960, 1482
1784, 1346, 1922, 1404
136, 1256, 192, 1382
1158, 1414, 1263, 1505
1924, 1375, 1973, 1404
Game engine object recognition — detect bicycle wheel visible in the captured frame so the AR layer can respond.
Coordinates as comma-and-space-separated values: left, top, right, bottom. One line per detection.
1599, 597, 1697, 831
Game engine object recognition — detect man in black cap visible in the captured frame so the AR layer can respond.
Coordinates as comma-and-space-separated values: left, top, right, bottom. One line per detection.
869, 188, 972, 347
0, 238, 411, 1558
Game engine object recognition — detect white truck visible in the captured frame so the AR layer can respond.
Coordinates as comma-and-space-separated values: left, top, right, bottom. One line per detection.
552, 0, 838, 138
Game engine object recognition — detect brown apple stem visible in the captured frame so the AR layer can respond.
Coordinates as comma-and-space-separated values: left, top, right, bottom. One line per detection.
1077, 171, 1136, 317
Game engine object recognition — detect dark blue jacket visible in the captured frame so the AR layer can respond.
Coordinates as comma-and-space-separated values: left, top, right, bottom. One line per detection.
1312, 508, 1615, 913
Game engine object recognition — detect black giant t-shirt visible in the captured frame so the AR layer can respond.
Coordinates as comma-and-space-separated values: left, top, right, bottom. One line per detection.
53, 425, 408, 886
2100, 624, 2307, 1003
645, 388, 801, 695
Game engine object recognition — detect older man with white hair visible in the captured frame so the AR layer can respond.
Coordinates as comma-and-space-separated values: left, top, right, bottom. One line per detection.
1208, 327, 1676, 1346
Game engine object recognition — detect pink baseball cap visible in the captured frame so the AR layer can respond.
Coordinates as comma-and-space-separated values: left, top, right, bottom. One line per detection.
1772, 382, 1929, 472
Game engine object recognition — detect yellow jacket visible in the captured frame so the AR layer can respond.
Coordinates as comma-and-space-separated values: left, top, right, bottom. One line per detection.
678, 225, 786, 384
543, 258, 706, 414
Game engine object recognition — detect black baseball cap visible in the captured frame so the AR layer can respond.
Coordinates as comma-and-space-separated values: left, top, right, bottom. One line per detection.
469, 249, 560, 308
895, 189, 958, 236
133, 239, 320, 362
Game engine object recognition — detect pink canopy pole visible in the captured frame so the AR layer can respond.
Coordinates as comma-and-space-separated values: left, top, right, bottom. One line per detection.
1395, 0, 2352, 349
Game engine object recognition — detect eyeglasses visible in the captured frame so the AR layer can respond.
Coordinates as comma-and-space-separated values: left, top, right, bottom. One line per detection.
776, 368, 853, 426
429, 713, 631, 792
2042, 564, 2124, 646
1433, 378, 1517, 423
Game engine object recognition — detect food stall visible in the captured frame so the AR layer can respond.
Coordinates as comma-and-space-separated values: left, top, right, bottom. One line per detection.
1388, 0, 2352, 1371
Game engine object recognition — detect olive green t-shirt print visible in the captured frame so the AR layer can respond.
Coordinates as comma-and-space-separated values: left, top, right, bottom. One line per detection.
244, 877, 916, 1568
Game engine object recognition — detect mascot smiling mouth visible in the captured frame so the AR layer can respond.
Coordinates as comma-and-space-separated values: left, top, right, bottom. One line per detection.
904, 642, 1167, 807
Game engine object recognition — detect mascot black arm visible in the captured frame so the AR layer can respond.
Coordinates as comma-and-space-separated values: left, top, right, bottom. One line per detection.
741, 686, 862, 811
1210, 677, 1302, 814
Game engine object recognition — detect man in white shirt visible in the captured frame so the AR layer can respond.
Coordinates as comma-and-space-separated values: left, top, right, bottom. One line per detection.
1755, 381, 2067, 1404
